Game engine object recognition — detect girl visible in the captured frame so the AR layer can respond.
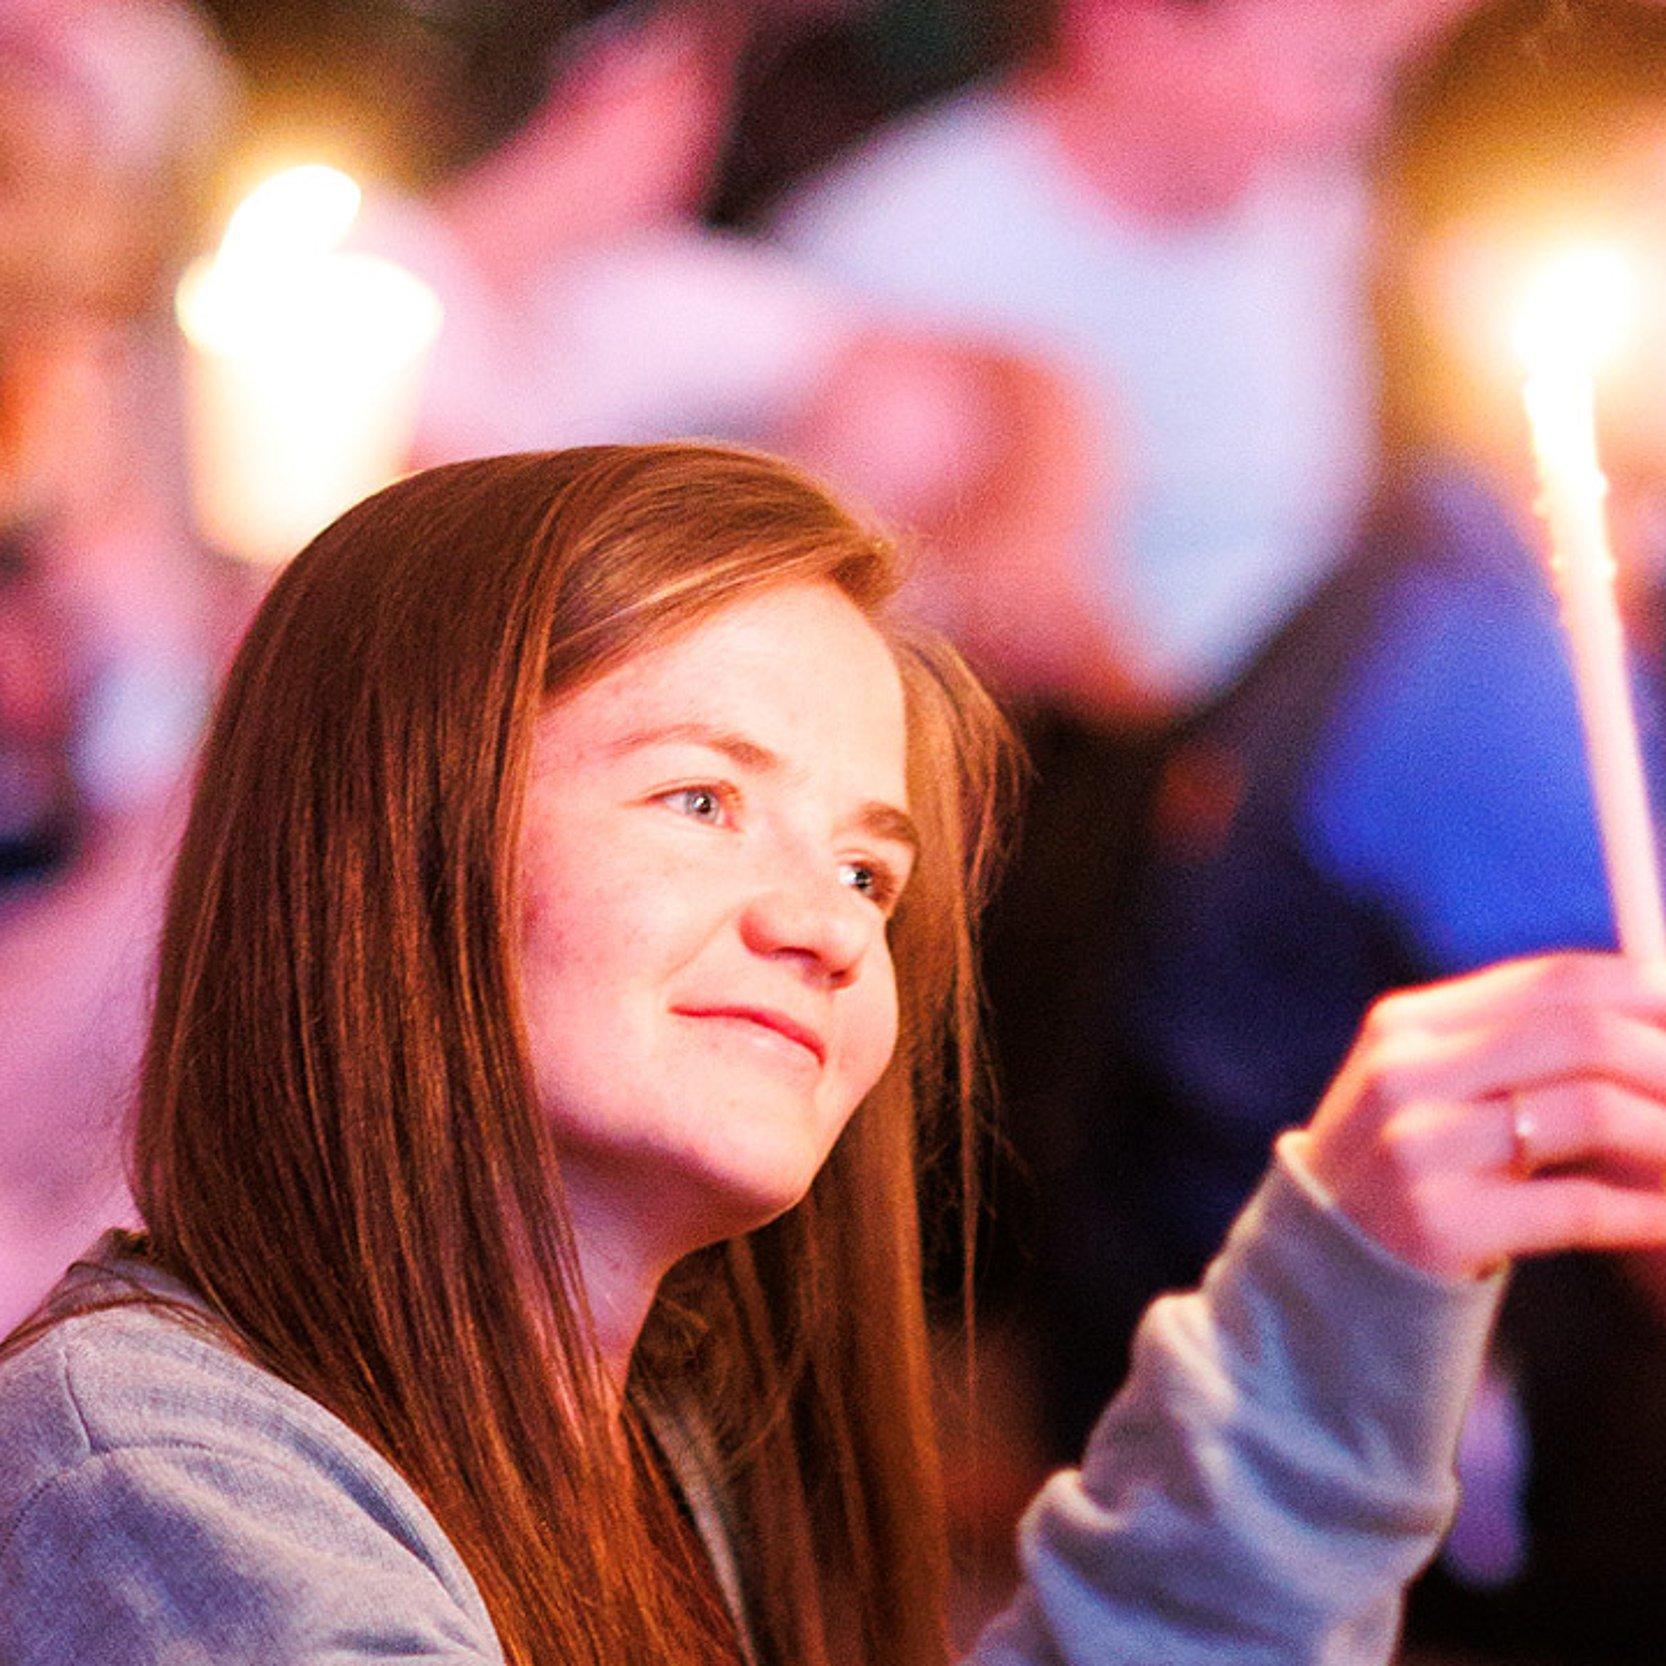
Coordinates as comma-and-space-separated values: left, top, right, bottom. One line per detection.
5, 443, 1666, 1665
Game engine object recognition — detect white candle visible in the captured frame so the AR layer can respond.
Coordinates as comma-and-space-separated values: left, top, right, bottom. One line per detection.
1516, 249, 1666, 961
175, 164, 443, 567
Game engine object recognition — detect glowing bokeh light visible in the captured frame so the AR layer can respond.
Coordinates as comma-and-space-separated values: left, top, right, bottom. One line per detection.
218, 163, 362, 272
174, 164, 441, 565
1512, 245, 1634, 378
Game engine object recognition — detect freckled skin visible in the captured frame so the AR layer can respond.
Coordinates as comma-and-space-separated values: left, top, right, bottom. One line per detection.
518, 582, 912, 1283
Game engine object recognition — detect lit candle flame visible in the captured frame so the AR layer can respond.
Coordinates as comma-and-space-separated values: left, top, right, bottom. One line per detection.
1512, 245, 1634, 378
1512, 241, 1666, 960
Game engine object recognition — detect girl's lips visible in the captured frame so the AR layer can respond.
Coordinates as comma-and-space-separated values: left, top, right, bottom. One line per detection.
672, 1005, 827, 1066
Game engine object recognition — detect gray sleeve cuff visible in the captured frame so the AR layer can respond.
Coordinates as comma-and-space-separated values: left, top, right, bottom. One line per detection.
1178, 1131, 1507, 1483
967, 1139, 1505, 1666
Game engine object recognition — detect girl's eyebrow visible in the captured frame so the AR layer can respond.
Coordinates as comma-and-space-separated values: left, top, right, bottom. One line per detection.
606, 719, 921, 860
605, 719, 776, 772
860, 803, 921, 864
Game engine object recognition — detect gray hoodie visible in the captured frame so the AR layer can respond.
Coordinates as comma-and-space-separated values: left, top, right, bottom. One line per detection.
0, 1140, 1499, 1665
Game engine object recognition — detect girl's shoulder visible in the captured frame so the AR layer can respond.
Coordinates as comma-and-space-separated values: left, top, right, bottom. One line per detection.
0, 1281, 336, 1515
0, 1244, 349, 1518
0, 1251, 501, 1663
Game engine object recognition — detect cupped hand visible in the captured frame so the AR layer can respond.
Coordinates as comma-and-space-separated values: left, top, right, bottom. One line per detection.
1294, 952, 1666, 1279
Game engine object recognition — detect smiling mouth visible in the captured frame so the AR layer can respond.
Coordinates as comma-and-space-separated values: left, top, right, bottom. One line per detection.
672, 1006, 827, 1067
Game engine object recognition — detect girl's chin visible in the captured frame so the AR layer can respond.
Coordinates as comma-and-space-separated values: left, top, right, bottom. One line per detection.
549, 1109, 843, 1255
684, 1165, 822, 1246
650, 1139, 836, 1251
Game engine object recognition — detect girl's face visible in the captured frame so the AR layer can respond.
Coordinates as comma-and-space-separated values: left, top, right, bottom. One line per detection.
518, 580, 916, 1261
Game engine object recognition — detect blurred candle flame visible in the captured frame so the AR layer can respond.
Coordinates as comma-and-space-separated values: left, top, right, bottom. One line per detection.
174, 164, 441, 565
217, 163, 362, 272
1512, 245, 1633, 379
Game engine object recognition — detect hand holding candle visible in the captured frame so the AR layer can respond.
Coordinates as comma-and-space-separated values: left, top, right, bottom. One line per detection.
1516, 247, 1666, 962
175, 165, 443, 567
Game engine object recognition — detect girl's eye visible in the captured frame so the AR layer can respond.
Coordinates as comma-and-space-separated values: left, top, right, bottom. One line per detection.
660, 785, 731, 824
840, 859, 900, 912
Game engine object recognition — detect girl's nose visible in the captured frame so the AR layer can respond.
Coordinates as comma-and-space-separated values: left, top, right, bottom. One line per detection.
738, 870, 874, 988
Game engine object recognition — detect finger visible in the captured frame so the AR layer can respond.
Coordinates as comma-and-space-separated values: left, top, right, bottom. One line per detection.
1364, 1007, 1666, 1111
1455, 1174, 1666, 1268
1364, 953, 1666, 1039
1375, 1081, 1666, 1180
1505, 1080, 1666, 1180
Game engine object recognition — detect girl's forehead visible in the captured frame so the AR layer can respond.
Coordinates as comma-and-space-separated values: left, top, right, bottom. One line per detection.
537, 581, 909, 783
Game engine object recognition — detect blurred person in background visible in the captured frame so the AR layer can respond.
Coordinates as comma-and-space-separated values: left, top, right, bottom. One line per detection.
707, 0, 1026, 227
193, 0, 1118, 724
773, 0, 1479, 711
0, 0, 243, 1329
1097, 2, 1666, 1657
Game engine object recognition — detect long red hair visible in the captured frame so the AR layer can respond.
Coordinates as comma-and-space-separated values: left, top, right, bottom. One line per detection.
97, 446, 1012, 1664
